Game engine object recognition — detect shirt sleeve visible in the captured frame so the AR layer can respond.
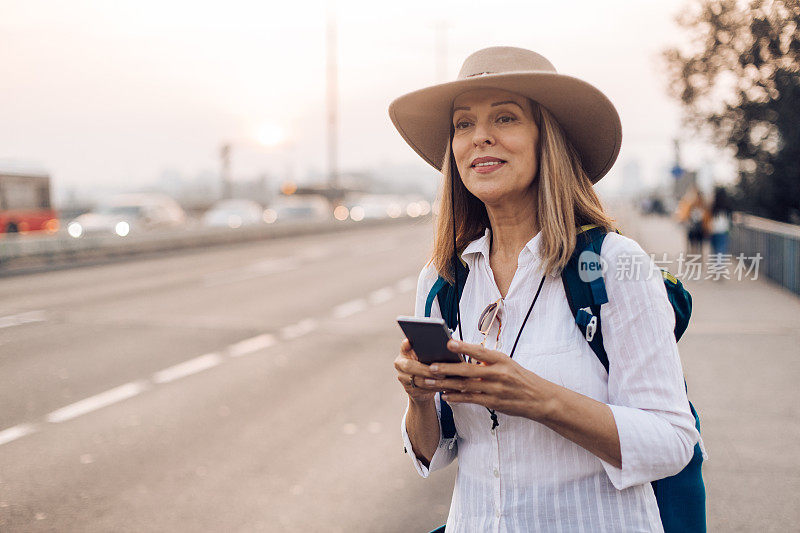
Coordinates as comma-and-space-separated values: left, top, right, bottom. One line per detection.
597, 233, 700, 490
399, 261, 458, 477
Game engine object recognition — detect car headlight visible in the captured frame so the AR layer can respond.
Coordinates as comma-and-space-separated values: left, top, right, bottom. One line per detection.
227, 215, 242, 229
333, 205, 349, 221
67, 222, 83, 238
115, 221, 130, 237
263, 209, 277, 224
350, 206, 365, 221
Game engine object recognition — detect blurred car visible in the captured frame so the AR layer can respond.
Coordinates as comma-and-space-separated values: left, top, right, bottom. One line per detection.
263, 195, 331, 224
402, 195, 432, 218
202, 199, 265, 229
345, 194, 405, 221
67, 193, 186, 238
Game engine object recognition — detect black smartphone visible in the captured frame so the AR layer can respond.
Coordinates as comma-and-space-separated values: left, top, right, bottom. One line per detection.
397, 316, 464, 365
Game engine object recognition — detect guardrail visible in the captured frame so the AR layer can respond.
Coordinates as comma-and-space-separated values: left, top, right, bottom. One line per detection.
0, 216, 429, 276
731, 212, 800, 296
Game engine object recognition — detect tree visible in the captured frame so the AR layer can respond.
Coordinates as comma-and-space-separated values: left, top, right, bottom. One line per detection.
663, 0, 800, 223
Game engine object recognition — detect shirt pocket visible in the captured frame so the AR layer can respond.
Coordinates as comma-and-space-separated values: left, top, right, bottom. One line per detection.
515, 338, 583, 389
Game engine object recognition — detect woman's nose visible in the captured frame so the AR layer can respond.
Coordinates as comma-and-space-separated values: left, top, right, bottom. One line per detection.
472, 120, 494, 146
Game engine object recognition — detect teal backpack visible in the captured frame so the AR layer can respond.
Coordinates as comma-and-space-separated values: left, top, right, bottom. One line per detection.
424, 225, 706, 533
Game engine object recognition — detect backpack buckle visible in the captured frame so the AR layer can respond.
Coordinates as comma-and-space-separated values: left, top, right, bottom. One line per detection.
585, 315, 597, 342
578, 306, 598, 342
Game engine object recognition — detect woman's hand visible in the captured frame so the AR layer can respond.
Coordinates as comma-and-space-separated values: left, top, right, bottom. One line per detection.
421, 339, 560, 422
394, 338, 440, 405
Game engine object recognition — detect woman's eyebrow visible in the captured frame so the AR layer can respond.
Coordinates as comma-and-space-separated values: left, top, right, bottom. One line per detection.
452, 101, 524, 112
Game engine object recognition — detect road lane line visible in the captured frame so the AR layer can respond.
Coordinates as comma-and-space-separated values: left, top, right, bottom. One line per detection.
368, 287, 394, 305
46, 381, 148, 423
332, 299, 368, 319
0, 310, 46, 329
0, 423, 37, 446
152, 353, 223, 384
228, 334, 276, 357
280, 318, 318, 340
395, 276, 416, 293
8, 283, 412, 437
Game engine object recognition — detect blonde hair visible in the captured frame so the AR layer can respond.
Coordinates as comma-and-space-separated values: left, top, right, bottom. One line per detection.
431, 99, 616, 284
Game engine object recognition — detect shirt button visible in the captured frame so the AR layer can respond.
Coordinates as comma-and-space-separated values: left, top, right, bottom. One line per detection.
495, 508, 501, 518
493, 467, 500, 478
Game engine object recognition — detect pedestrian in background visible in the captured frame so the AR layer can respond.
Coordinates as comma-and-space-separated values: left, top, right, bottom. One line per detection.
676, 185, 710, 258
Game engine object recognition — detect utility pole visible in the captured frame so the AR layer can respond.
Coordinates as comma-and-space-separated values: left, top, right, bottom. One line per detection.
220, 143, 231, 200
326, 3, 339, 193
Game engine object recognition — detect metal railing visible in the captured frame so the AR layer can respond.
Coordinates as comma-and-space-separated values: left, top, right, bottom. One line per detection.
0, 215, 428, 276
731, 212, 800, 296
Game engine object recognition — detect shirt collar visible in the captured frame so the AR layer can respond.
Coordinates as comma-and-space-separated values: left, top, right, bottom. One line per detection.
461, 228, 491, 260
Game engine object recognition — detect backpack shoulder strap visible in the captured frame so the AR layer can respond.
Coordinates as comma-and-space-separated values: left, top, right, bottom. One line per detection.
424, 255, 469, 331
423, 255, 469, 440
425, 277, 449, 319
561, 225, 615, 373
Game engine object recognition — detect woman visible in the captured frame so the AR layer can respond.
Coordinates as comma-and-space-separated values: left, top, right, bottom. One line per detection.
676, 185, 711, 258
390, 47, 702, 531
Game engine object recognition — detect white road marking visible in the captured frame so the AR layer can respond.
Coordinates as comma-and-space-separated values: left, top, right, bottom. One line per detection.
46, 381, 148, 423
0, 423, 37, 446
5, 280, 412, 439
395, 276, 416, 293
332, 299, 367, 319
152, 353, 222, 384
227, 334, 277, 357
368, 287, 394, 305
280, 318, 318, 340
0, 310, 46, 329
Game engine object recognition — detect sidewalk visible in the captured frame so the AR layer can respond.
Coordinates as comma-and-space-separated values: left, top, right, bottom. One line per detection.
611, 206, 800, 532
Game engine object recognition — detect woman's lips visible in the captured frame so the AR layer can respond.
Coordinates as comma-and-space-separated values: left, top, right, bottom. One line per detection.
471, 161, 506, 174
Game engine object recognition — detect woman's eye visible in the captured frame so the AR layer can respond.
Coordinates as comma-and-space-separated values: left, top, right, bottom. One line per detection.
455, 120, 471, 129
497, 115, 516, 124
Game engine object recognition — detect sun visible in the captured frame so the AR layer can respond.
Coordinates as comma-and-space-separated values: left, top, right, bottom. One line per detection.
255, 123, 285, 147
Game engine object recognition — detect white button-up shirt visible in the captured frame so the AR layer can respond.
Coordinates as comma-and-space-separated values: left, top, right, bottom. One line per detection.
401, 228, 706, 532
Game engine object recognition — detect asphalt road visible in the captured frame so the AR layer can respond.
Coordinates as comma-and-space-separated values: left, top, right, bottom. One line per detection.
0, 219, 455, 532
2, 209, 798, 532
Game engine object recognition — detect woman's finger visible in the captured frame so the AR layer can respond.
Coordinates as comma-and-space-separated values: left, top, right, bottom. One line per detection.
428, 361, 492, 379
394, 355, 439, 379
441, 391, 492, 407
422, 377, 487, 393
400, 338, 421, 362
447, 339, 505, 364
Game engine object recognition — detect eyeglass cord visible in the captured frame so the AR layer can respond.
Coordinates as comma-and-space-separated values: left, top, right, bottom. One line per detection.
450, 155, 547, 431
487, 274, 546, 429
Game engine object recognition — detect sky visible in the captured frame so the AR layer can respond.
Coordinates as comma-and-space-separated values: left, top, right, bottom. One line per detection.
0, 0, 735, 204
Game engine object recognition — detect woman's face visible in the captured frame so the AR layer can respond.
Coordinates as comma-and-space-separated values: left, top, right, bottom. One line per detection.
451, 88, 540, 207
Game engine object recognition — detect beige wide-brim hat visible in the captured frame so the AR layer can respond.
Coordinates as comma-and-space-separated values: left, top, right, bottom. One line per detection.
388, 46, 622, 183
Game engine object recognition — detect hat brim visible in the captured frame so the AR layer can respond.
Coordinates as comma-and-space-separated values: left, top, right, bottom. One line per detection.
388, 71, 621, 184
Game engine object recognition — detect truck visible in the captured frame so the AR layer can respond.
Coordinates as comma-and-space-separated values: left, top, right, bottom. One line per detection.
0, 171, 59, 234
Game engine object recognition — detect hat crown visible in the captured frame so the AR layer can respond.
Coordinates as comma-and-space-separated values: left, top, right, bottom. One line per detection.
457, 46, 557, 80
